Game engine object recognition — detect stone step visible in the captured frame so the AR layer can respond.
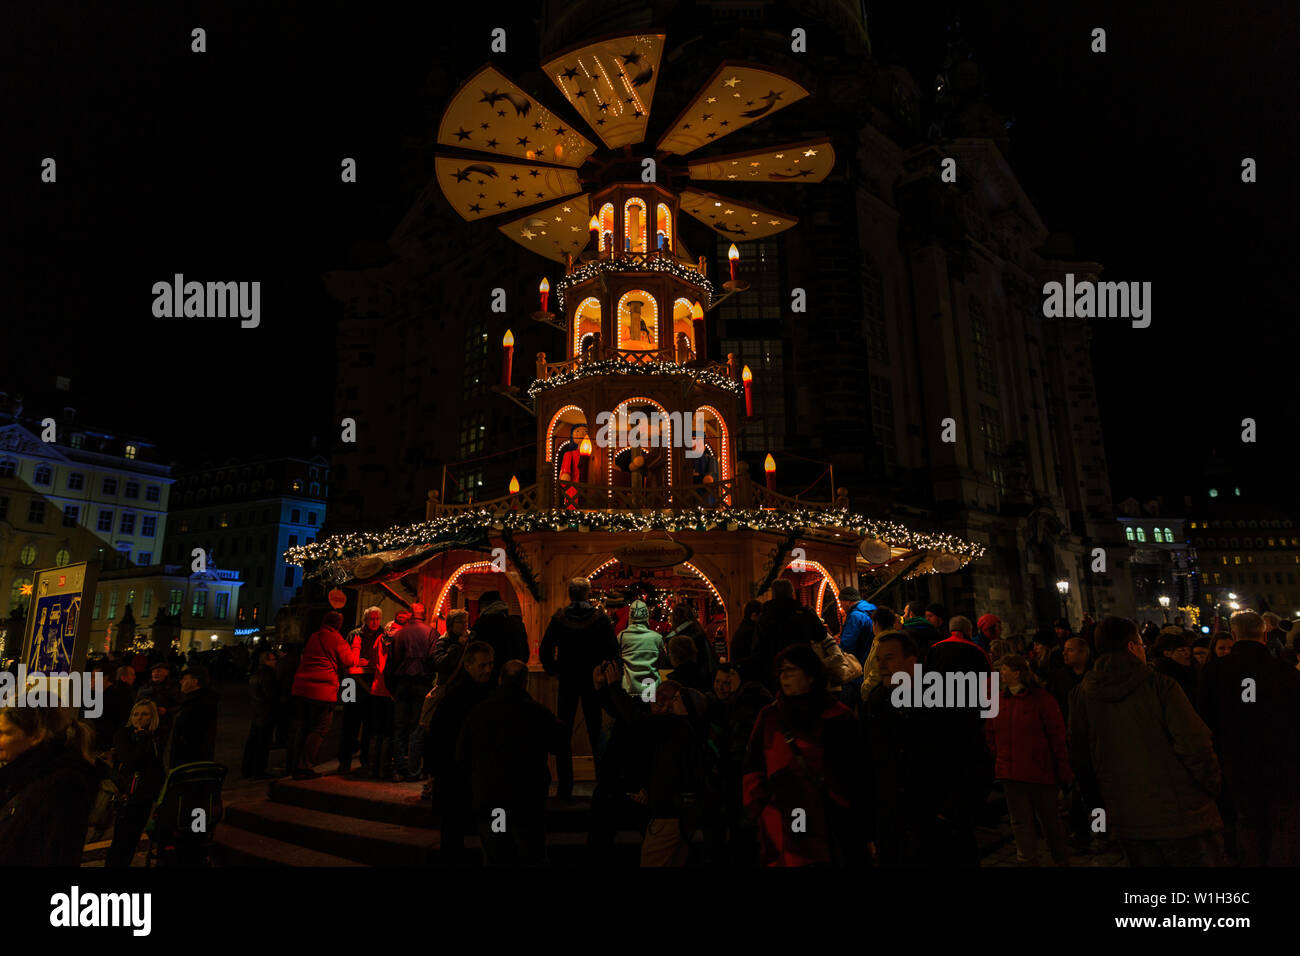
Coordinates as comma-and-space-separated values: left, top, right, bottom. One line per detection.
224, 797, 439, 866
213, 823, 368, 867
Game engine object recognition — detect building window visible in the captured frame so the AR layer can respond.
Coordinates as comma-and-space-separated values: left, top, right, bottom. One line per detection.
1153, 528, 1164, 543
19, 545, 36, 566
458, 413, 486, 458
192, 590, 206, 617
1136, 527, 1146, 542
252, 605, 259, 622
861, 255, 889, 364
102, 477, 118, 496
124, 481, 139, 499
463, 322, 489, 400
284, 566, 296, 587
141, 516, 156, 537
969, 298, 997, 396
1165, 528, 1174, 541
92, 591, 102, 620
0, 460, 16, 478
107, 589, 119, 620
1125, 526, 1135, 541
141, 590, 152, 617
27, 500, 45, 524
292, 480, 302, 493
137, 551, 151, 565
0, 496, 7, 520
67, 472, 84, 491
168, 589, 183, 615
717, 238, 782, 320
69, 434, 83, 449
124, 444, 137, 459
119, 513, 136, 535
237, 605, 245, 622
721, 338, 786, 454
97, 509, 113, 532
290, 509, 301, 523
62, 505, 79, 528
978, 405, 1006, 495
8, 575, 32, 615
33, 466, 52, 486
54, 548, 70, 567
288, 534, 298, 547
215, 593, 229, 620
145, 484, 160, 502
308, 512, 317, 526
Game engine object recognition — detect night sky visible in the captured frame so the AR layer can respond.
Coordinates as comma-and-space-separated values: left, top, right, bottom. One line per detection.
7, 1, 1296, 506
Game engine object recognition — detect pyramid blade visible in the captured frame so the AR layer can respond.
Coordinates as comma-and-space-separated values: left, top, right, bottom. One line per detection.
542, 33, 665, 149
656, 62, 809, 156
498, 196, 595, 262
435, 155, 582, 222
437, 64, 597, 168
678, 188, 798, 239
688, 137, 834, 183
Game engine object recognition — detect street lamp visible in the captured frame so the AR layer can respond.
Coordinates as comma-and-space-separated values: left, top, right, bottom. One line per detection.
1055, 579, 1069, 622
1158, 594, 1171, 624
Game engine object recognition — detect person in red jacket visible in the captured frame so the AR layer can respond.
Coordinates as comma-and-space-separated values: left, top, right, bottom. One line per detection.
985, 654, 1073, 865
365, 620, 399, 779
288, 611, 357, 779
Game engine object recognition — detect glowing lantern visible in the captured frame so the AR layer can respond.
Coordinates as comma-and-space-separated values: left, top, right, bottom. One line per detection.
763, 453, 776, 490
741, 364, 754, 417
539, 277, 550, 313
501, 329, 514, 387
728, 244, 740, 282
508, 476, 520, 495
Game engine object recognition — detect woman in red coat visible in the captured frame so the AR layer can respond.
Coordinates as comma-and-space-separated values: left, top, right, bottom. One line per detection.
742, 643, 865, 866
288, 611, 357, 779
985, 654, 1073, 865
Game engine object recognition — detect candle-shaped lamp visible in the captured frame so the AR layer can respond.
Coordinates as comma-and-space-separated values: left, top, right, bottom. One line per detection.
728, 244, 739, 282
508, 476, 520, 495
539, 277, 550, 314
763, 453, 776, 491
501, 329, 514, 387
741, 364, 754, 417
588, 215, 600, 249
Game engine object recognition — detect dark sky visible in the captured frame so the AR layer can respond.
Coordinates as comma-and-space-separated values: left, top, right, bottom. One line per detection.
6, 0, 1297, 504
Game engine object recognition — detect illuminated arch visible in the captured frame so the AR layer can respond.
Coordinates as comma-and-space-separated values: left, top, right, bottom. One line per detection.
598, 203, 615, 251
434, 561, 497, 618
582, 556, 728, 633
617, 290, 658, 350
656, 203, 673, 252
694, 405, 731, 481
607, 396, 673, 487
545, 404, 586, 461
782, 558, 840, 606
623, 197, 647, 253
572, 297, 602, 356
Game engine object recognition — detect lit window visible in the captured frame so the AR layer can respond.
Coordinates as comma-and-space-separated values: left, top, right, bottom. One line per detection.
192, 590, 207, 617
1164, 527, 1173, 541
0, 460, 14, 479
141, 590, 152, 617
1209, 488, 1218, 498
1153, 529, 1164, 542
19, 545, 36, 566
33, 466, 52, 486
92, 591, 102, 620
1136, 528, 1146, 542
67, 472, 84, 491
1125, 527, 1135, 541
54, 548, 70, 567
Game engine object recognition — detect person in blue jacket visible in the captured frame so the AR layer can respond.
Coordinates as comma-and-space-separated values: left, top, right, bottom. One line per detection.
837, 587, 876, 708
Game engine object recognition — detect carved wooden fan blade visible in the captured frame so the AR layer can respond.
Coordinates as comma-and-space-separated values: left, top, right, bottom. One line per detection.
678, 188, 798, 239
688, 138, 834, 183
435, 155, 582, 222
542, 33, 665, 149
498, 196, 595, 262
656, 62, 809, 157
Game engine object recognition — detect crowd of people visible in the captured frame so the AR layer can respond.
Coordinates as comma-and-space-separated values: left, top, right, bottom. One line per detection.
1, 578, 1297, 869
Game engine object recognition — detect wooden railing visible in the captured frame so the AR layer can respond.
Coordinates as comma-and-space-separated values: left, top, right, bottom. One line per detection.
537, 347, 736, 382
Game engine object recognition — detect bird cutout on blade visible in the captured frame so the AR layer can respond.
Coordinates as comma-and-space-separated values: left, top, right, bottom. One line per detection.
541, 33, 665, 148
435, 156, 582, 222
678, 188, 798, 240
437, 64, 598, 168
497, 196, 595, 262
687, 138, 835, 183
656, 62, 809, 156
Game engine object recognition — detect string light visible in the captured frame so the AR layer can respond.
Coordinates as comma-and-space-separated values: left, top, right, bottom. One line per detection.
556, 255, 715, 313
528, 358, 744, 400
287, 506, 984, 582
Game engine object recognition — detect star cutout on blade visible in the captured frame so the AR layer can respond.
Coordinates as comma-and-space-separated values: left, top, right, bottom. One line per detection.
707, 96, 717, 103
723, 76, 740, 87
575, 89, 587, 99
496, 201, 507, 208
533, 121, 543, 130
454, 128, 471, 140
480, 122, 490, 130
706, 132, 717, 139
622, 51, 642, 64
517, 137, 529, 146
554, 127, 567, 135
599, 101, 610, 112
468, 203, 482, 213
453, 168, 473, 182
536, 192, 544, 198
497, 109, 506, 116
597, 118, 605, 125
562, 206, 571, 212
561, 67, 579, 80
804, 148, 818, 157
720, 120, 729, 127
683, 123, 692, 130
513, 189, 525, 197
485, 138, 498, 148
528, 169, 540, 177
521, 228, 536, 239
775, 153, 784, 159
634, 110, 643, 117
702, 113, 712, 121
509, 174, 519, 181
769, 219, 781, 225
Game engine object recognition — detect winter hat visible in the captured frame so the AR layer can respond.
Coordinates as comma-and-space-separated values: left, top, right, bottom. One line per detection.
976, 613, 1002, 634
840, 587, 861, 602
479, 590, 502, 605
629, 600, 650, 624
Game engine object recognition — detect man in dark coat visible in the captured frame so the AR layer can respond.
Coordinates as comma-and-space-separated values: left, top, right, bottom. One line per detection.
470, 590, 530, 685
900, 601, 942, 659
729, 600, 763, 684
1070, 616, 1223, 866
456, 660, 567, 866
136, 661, 183, 741
96, 666, 138, 752
1198, 610, 1300, 865
865, 631, 986, 866
169, 665, 219, 767
242, 647, 279, 778
752, 578, 826, 693
539, 576, 620, 800
387, 603, 434, 781
429, 642, 496, 866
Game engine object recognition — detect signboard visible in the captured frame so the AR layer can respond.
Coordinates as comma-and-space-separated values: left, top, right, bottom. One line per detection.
22, 562, 98, 675
613, 539, 694, 569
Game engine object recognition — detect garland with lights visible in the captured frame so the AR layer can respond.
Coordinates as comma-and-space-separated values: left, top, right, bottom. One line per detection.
753, 530, 801, 598
556, 256, 715, 313
527, 358, 744, 400
287, 506, 985, 583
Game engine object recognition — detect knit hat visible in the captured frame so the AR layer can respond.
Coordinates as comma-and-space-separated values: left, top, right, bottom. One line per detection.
977, 613, 1001, 634
629, 600, 650, 624
840, 587, 861, 602
479, 590, 502, 605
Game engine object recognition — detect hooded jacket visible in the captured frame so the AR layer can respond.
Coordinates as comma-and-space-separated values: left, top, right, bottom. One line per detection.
985, 686, 1072, 787
370, 628, 396, 699
539, 601, 619, 687
753, 597, 828, 691
1069, 651, 1221, 840
455, 682, 568, 819
0, 737, 100, 866
838, 600, 877, 663
618, 615, 667, 695
471, 600, 531, 683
